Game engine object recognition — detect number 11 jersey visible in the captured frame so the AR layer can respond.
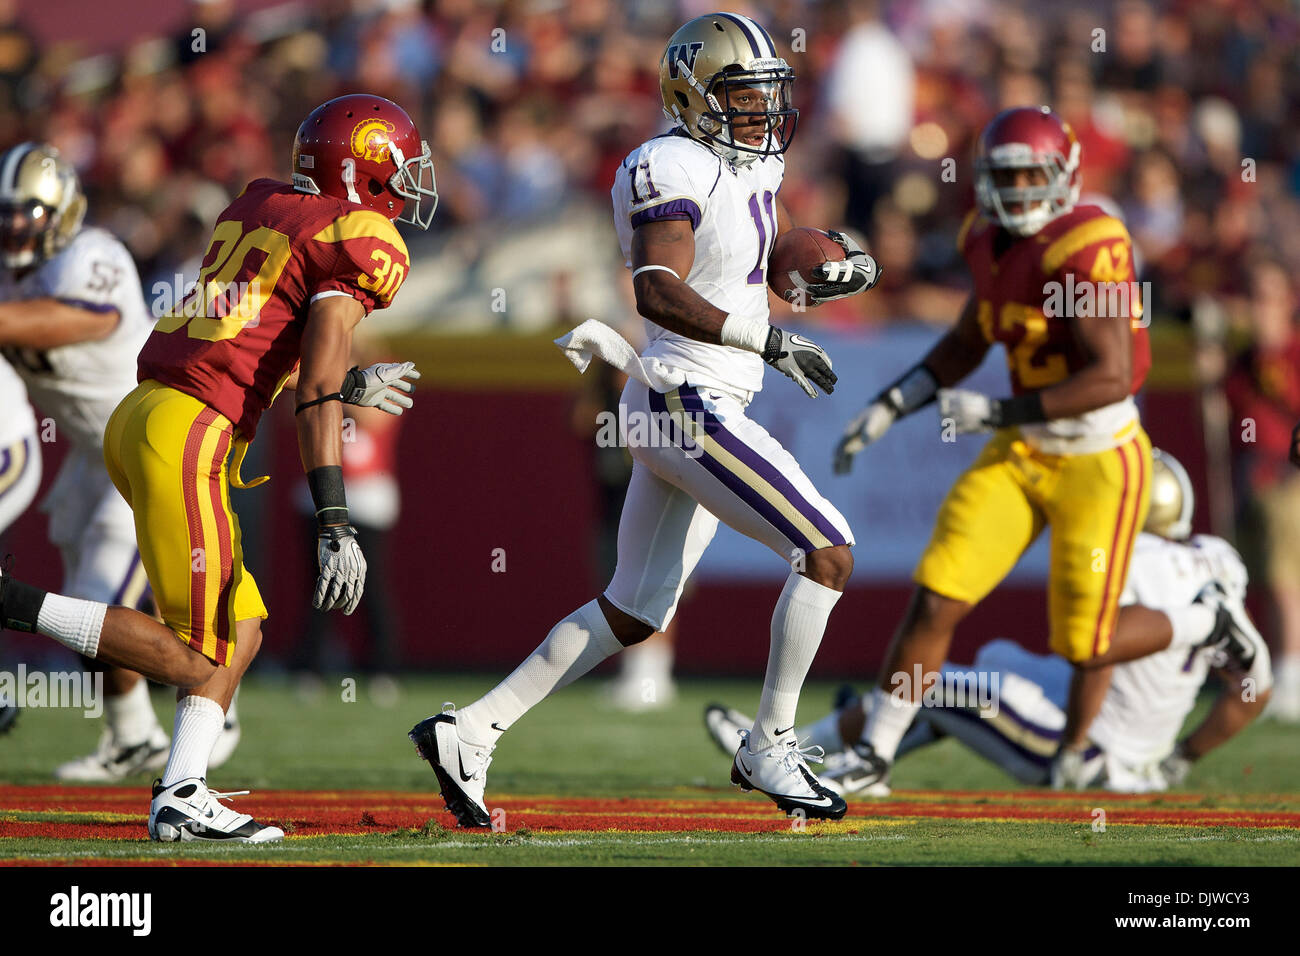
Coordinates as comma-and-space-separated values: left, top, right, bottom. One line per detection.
612, 131, 784, 396
137, 178, 410, 440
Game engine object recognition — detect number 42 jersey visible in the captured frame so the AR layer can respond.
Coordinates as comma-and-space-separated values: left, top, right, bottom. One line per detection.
137, 178, 410, 440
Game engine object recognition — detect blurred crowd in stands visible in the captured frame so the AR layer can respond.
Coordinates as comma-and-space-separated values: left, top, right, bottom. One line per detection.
2, 0, 1300, 700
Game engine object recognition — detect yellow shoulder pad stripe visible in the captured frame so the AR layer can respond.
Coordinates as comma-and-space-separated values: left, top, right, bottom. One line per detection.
1042, 216, 1130, 275
955, 208, 980, 254
313, 210, 409, 258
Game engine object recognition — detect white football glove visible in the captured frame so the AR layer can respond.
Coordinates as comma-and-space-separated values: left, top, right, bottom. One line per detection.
314, 525, 367, 615
938, 388, 997, 435
833, 401, 897, 474
792, 231, 882, 305
341, 362, 420, 416
763, 327, 836, 398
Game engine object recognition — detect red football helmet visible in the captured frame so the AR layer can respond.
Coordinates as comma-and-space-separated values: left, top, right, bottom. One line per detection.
974, 106, 1081, 236
291, 94, 437, 229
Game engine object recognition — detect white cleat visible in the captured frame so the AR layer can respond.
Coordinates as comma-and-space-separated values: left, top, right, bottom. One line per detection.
148, 777, 283, 843
409, 703, 494, 828
54, 726, 170, 782
730, 731, 847, 820
819, 745, 892, 797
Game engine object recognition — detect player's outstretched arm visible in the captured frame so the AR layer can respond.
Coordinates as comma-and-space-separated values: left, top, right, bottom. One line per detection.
1163, 662, 1272, 786
834, 296, 989, 473
296, 294, 368, 616
631, 218, 836, 397
0, 297, 118, 348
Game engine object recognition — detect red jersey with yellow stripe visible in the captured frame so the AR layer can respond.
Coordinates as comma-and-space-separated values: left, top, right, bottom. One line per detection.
958, 203, 1151, 452
137, 178, 410, 439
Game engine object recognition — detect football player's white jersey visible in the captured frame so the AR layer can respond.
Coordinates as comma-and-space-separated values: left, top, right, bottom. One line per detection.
612, 130, 784, 395
1089, 532, 1255, 766
0, 353, 36, 447
0, 227, 152, 450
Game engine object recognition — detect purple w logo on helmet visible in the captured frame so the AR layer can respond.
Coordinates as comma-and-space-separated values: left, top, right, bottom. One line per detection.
666, 42, 704, 79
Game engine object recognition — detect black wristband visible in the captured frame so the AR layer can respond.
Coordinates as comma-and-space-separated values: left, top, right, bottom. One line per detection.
992, 392, 1047, 427
876, 363, 940, 416
295, 393, 343, 415
306, 465, 349, 527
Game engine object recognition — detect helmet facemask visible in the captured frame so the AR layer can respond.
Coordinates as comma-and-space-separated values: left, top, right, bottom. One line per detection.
675, 59, 797, 166
387, 139, 438, 230
975, 140, 1080, 236
0, 198, 53, 270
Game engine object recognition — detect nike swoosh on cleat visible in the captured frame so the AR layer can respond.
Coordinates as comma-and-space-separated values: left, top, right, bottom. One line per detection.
491, 722, 506, 732
458, 753, 476, 784
775, 726, 794, 737
738, 756, 752, 775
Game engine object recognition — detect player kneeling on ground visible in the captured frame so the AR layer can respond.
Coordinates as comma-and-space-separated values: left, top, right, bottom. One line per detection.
707, 450, 1272, 792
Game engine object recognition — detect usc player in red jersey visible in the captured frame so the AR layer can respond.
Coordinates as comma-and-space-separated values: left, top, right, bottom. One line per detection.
832, 106, 1161, 792
0, 94, 436, 841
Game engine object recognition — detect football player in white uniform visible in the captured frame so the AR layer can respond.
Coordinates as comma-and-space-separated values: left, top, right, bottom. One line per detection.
0, 355, 41, 732
707, 450, 1273, 792
411, 12, 880, 826
0, 143, 239, 776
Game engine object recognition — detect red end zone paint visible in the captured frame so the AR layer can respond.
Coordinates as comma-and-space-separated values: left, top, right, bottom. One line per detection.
2, 786, 1298, 846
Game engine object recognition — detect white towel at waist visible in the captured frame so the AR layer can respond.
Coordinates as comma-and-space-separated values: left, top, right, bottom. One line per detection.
554, 319, 686, 393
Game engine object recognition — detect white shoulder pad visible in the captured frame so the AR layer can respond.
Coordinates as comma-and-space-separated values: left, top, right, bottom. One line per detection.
37, 228, 134, 312
620, 134, 718, 231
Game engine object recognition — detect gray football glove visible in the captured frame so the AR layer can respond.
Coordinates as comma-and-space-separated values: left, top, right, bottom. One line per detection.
341, 361, 420, 416
833, 401, 897, 474
938, 388, 997, 434
314, 524, 367, 615
799, 231, 882, 305
763, 327, 836, 398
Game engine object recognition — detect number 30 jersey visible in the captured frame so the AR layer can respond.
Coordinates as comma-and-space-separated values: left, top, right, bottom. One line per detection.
612, 131, 784, 395
137, 178, 410, 440
0, 226, 152, 451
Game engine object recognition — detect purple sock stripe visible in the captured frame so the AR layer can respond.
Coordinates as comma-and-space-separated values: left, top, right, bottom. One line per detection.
942, 704, 1055, 771
648, 387, 817, 554
675, 387, 848, 547
111, 551, 143, 607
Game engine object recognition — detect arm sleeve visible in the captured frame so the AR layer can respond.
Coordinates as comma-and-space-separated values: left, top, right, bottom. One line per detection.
623, 148, 705, 232
308, 210, 411, 314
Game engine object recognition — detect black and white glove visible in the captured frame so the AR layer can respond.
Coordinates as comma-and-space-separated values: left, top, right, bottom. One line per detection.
938, 388, 1046, 435
796, 231, 882, 305
1158, 741, 1194, 787
341, 362, 420, 416
314, 524, 367, 615
763, 327, 836, 397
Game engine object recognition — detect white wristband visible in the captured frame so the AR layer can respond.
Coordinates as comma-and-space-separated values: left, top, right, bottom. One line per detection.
632, 264, 682, 281
720, 314, 771, 354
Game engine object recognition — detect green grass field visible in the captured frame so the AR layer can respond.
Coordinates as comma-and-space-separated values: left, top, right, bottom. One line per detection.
1, 674, 1297, 866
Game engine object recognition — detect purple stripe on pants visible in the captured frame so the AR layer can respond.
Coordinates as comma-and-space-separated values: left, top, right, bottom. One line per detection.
648, 386, 819, 554
674, 387, 847, 548
111, 551, 142, 606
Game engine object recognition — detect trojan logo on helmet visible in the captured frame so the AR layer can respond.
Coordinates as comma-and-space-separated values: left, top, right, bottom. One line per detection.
291, 94, 438, 230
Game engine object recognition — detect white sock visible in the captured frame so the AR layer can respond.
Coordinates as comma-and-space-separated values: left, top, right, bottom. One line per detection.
748, 573, 841, 753
36, 594, 106, 657
799, 709, 846, 753
456, 600, 623, 747
105, 678, 160, 746
1166, 604, 1218, 650
862, 687, 921, 762
161, 695, 225, 787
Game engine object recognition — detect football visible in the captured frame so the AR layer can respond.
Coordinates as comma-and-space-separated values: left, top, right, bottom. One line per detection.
768, 227, 846, 304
